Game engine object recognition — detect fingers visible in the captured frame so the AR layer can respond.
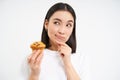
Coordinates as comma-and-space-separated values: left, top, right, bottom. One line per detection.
56, 41, 65, 52
28, 50, 43, 65
56, 41, 65, 46
57, 45, 66, 57
57, 42, 72, 58
27, 50, 36, 63
35, 52, 43, 65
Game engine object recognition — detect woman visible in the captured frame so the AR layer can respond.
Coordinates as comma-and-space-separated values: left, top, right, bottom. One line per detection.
27, 2, 81, 80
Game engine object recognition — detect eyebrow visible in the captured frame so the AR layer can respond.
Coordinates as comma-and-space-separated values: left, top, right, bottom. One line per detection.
53, 18, 74, 23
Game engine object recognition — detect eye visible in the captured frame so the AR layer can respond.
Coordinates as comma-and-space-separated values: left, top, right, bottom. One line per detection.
53, 21, 60, 25
66, 23, 73, 28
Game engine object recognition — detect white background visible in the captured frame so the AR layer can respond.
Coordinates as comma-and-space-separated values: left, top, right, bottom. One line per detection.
0, 0, 120, 80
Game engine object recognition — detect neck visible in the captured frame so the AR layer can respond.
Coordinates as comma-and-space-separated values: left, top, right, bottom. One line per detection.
49, 45, 58, 51
48, 41, 58, 51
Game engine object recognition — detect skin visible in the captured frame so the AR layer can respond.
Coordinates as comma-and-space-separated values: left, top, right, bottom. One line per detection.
28, 11, 80, 80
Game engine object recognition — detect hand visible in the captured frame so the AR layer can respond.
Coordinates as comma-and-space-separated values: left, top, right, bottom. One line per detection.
57, 41, 72, 64
27, 50, 43, 76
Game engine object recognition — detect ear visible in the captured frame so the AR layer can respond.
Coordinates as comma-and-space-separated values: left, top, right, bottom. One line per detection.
44, 19, 49, 30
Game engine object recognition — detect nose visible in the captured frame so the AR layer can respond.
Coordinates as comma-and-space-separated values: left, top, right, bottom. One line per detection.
58, 26, 65, 35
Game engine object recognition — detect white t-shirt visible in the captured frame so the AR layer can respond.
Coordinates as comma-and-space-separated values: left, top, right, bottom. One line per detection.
21, 49, 84, 80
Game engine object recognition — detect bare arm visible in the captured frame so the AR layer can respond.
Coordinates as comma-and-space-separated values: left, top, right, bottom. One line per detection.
57, 41, 80, 80
27, 50, 43, 80
29, 73, 39, 80
64, 61, 80, 80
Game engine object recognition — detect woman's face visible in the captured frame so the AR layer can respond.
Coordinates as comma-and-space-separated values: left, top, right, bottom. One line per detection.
45, 11, 74, 46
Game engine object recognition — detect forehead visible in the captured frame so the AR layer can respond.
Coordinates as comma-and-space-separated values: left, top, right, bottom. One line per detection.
50, 11, 74, 22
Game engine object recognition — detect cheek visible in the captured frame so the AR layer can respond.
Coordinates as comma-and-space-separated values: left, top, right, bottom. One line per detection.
65, 29, 73, 40
47, 26, 57, 38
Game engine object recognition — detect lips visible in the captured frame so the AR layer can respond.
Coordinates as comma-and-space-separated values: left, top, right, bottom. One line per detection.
55, 34, 65, 41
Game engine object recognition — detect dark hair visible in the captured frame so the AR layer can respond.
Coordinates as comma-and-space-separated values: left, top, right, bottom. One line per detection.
41, 2, 76, 53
